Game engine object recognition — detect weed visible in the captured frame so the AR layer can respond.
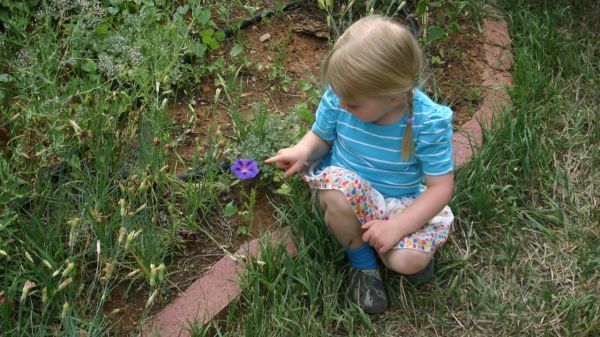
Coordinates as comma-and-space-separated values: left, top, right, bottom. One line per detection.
0, 0, 236, 334
230, 99, 308, 185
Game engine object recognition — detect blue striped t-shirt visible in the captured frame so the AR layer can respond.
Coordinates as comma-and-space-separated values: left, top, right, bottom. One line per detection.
311, 88, 454, 198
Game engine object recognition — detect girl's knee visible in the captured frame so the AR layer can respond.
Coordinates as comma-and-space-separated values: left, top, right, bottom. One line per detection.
318, 189, 353, 215
380, 249, 432, 275
318, 190, 361, 241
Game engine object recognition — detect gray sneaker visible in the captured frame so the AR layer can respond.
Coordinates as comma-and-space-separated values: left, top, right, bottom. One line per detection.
348, 268, 388, 314
404, 260, 434, 285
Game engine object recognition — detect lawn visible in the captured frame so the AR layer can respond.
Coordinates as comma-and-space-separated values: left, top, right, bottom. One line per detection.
1, 0, 598, 336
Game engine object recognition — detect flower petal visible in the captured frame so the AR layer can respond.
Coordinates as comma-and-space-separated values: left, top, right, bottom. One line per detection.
231, 160, 245, 179
231, 158, 259, 180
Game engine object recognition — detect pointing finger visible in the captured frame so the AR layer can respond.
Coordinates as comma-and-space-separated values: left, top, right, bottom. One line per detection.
264, 155, 281, 164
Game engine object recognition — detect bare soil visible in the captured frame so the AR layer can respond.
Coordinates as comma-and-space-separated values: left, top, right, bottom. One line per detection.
423, 12, 487, 127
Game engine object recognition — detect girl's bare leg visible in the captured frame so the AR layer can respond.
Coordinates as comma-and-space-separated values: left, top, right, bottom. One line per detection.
318, 189, 388, 313
379, 248, 433, 275
318, 189, 363, 248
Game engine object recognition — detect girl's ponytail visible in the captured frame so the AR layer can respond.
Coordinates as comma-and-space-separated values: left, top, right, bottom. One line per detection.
401, 89, 415, 160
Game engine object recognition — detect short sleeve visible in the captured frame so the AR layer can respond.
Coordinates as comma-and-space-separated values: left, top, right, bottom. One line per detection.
310, 89, 339, 142
415, 106, 454, 176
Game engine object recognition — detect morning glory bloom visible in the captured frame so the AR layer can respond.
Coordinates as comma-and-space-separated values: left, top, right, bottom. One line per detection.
231, 159, 259, 180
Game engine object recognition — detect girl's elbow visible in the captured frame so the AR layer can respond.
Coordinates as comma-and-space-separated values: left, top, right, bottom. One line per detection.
444, 175, 455, 199
447, 174, 455, 190
446, 181, 455, 202
424, 173, 454, 203
430, 174, 454, 202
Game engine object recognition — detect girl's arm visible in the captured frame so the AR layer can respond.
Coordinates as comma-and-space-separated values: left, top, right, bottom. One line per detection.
265, 130, 331, 178
361, 173, 454, 253
389, 173, 454, 237
299, 130, 332, 161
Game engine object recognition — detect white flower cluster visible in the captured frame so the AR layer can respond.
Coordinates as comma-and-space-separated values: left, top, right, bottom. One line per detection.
79, 1, 104, 30
96, 34, 144, 79
60, 56, 77, 69
97, 53, 125, 79
42, 96, 64, 114
45, 0, 75, 14
45, 0, 104, 30
14, 48, 34, 70
46, 0, 97, 15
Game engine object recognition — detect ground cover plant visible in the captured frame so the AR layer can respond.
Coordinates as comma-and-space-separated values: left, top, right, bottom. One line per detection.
1, 0, 597, 337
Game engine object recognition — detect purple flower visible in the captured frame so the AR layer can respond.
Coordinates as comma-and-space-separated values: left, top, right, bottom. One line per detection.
231, 159, 259, 180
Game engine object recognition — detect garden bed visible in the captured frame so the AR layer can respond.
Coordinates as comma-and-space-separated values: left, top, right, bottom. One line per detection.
103, 2, 489, 335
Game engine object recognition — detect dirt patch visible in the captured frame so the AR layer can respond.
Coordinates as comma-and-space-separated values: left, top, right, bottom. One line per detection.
423, 11, 487, 127
229, 187, 281, 236
0, 126, 9, 155
168, 6, 328, 176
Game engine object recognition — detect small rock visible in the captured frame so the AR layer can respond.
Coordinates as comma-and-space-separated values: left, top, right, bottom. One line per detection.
178, 228, 191, 239
293, 19, 329, 39
259, 33, 271, 42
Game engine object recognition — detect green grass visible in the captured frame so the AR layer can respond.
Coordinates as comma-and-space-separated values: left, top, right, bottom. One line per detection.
0, 1, 299, 335
1, 0, 598, 336
196, 1, 599, 336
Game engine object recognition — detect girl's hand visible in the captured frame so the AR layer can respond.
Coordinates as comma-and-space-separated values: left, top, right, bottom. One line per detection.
361, 219, 404, 254
265, 131, 331, 178
265, 145, 311, 178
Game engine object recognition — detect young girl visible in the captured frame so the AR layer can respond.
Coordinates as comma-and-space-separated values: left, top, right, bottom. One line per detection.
265, 15, 454, 314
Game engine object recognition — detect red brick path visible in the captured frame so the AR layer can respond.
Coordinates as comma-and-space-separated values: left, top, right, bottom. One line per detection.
452, 5, 513, 166
139, 228, 297, 337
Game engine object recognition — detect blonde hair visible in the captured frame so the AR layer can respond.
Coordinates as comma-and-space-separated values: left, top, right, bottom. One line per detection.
322, 15, 424, 160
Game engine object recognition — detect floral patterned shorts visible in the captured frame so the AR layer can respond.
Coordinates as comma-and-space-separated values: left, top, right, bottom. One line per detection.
303, 166, 454, 253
